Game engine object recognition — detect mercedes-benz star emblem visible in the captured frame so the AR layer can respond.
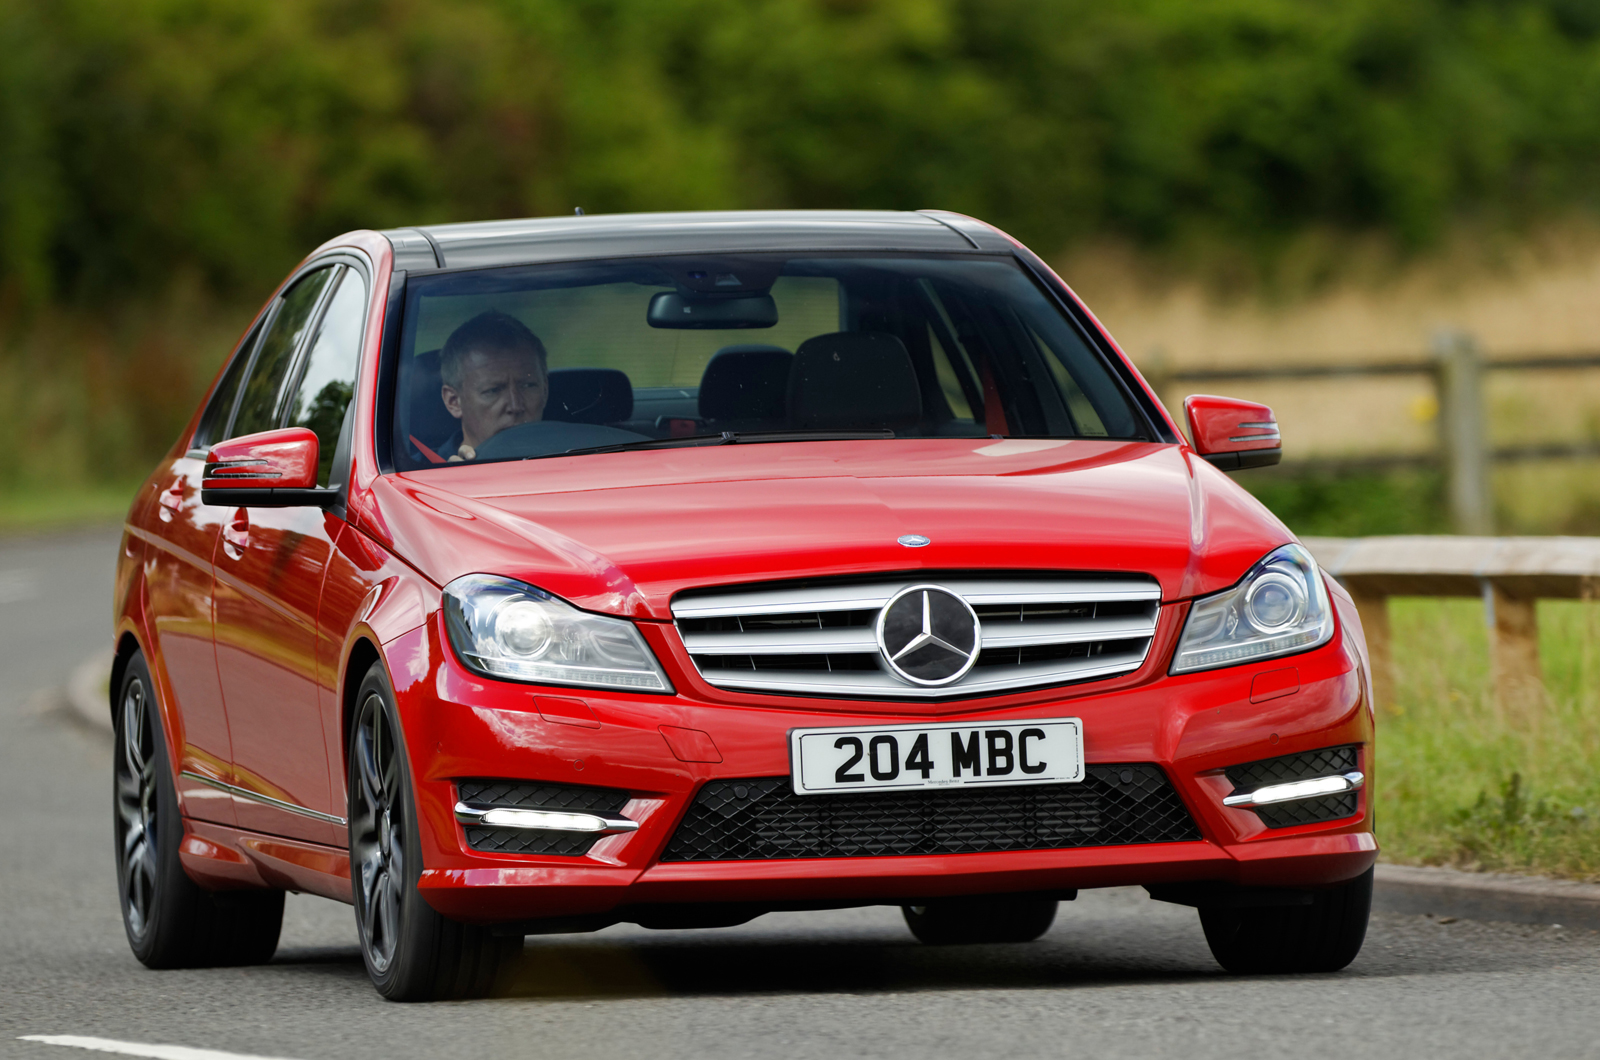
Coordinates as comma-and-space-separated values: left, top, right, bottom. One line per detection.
897, 534, 930, 548
876, 585, 981, 686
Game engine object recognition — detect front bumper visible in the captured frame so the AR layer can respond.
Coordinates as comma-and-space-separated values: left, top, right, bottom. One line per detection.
386, 604, 1376, 924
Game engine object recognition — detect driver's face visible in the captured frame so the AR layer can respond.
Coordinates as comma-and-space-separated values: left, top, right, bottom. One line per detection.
442, 344, 548, 449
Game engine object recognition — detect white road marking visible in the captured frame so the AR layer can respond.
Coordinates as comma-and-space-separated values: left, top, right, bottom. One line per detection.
18, 1037, 304, 1060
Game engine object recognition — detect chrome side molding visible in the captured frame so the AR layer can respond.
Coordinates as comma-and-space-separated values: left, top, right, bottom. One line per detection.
1223, 771, 1365, 809
454, 802, 639, 835
180, 770, 348, 826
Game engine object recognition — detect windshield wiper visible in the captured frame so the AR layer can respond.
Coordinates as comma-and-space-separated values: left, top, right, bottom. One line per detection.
564, 429, 896, 457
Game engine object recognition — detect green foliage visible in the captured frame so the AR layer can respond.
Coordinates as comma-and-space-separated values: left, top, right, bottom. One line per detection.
6, 0, 1600, 495
5, 0, 1600, 306
1238, 466, 1451, 536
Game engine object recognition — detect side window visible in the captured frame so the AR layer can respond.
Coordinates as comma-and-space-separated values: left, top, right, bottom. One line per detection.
286, 268, 367, 486
193, 320, 261, 450
230, 267, 337, 439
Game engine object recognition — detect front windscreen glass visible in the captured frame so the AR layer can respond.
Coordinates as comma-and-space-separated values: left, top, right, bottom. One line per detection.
390, 254, 1146, 469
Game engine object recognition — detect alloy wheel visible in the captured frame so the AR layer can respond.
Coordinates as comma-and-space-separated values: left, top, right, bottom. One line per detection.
114, 676, 158, 940
351, 692, 405, 974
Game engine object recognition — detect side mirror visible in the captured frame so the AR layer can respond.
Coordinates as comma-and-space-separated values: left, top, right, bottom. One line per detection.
1183, 394, 1281, 471
202, 427, 338, 507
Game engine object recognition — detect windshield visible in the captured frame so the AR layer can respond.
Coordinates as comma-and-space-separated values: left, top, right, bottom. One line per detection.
390, 254, 1147, 469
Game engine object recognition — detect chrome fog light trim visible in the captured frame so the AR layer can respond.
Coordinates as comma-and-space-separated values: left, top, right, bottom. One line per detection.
1222, 771, 1364, 808
454, 802, 639, 834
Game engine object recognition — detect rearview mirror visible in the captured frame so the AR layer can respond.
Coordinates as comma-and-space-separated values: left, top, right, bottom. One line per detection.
647, 291, 778, 329
202, 427, 339, 507
1183, 395, 1281, 471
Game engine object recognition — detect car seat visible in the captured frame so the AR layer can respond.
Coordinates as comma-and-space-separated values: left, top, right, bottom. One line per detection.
787, 332, 922, 433
404, 349, 456, 462
698, 344, 792, 432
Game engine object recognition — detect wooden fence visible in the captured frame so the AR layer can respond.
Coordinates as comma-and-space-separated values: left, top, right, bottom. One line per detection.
1144, 340, 1600, 534
1301, 535, 1600, 715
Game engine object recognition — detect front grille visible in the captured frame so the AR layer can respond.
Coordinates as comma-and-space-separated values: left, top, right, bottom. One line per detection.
660, 765, 1199, 861
672, 573, 1161, 699
456, 779, 630, 857
1224, 745, 1361, 829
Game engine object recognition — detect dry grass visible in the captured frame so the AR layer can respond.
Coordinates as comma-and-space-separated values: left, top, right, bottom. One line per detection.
1049, 222, 1600, 532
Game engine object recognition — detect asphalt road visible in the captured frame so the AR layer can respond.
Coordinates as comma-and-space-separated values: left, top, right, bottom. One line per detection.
2, 528, 1598, 1060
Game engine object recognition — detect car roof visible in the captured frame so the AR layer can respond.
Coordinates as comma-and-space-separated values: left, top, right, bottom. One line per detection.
380, 209, 1013, 272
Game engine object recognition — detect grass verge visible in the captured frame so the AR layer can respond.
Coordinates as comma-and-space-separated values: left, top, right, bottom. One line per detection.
1377, 596, 1600, 880
0, 482, 141, 534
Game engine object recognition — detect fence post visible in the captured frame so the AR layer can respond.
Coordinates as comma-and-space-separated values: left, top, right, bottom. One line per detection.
1433, 330, 1492, 534
1348, 589, 1394, 713
1484, 578, 1544, 721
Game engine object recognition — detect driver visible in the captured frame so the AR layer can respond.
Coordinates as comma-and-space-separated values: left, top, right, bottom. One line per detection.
438, 310, 549, 461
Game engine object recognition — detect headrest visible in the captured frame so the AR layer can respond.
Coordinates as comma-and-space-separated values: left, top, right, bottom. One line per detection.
406, 349, 457, 450
788, 332, 922, 432
698, 345, 793, 424
546, 367, 633, 424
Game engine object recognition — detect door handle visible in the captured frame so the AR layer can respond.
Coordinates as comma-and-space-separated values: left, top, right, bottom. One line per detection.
158, 479, 185, 514
222, 509, 250, 554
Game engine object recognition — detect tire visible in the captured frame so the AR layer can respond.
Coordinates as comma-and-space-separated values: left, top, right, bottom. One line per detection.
114, 650, 283, 968
1199, 867, 1373, 974
347, 661, 516, 1001
902, 895, 1058, 945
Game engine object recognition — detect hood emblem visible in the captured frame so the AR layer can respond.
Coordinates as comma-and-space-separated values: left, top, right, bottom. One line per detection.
897, 534, 931, 548
876, 585, 981, 686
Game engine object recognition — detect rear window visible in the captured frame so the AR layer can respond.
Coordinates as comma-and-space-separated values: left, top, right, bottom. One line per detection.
390, 254, 1145, 469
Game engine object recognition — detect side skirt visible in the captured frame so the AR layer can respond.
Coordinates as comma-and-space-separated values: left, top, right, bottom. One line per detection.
181, 817, 352, 903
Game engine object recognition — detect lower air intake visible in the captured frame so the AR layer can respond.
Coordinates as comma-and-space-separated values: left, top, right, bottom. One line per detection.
660, 765, 1199, 862
1224, 745, 1361, 829
456, 779, 630, 857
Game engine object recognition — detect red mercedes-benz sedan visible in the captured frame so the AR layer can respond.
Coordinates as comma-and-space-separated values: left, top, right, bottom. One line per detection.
112, 210, 1375, 1000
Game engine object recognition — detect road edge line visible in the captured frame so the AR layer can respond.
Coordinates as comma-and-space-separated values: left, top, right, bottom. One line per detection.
1375, 863, 1600, 929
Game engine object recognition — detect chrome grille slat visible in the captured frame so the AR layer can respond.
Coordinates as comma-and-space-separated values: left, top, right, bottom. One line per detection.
673, 574, 1162, 699
672, 577, 1161, 619
976, 613, 1158, 648
681, 627, 880, 654
958, 580, 1162, 605
689, 651, 1151, 698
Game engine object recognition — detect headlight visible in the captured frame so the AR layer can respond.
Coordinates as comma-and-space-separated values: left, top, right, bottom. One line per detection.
443, 574, 672, 692
1170, 544, 1334, 674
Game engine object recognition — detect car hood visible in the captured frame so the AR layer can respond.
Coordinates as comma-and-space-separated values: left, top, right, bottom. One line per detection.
371, 438, 1293, 620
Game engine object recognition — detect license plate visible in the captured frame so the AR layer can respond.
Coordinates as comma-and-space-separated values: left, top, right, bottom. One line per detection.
789, 718, 1084, 795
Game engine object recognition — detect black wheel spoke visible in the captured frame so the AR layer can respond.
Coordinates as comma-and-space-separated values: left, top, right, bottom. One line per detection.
122, 817, 146, 859
379, 749, 399, 806
352, 691, 405, 975
357, 711, 384, 805
116, 771, 142, 819
378, 871, 400, 953
361, 870, 381, 936
116, 676, 160, 939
